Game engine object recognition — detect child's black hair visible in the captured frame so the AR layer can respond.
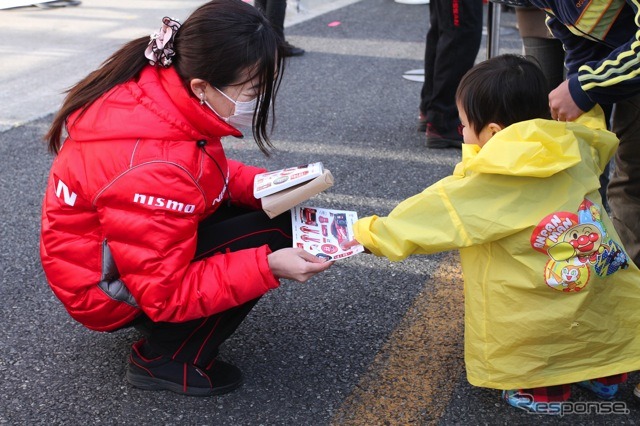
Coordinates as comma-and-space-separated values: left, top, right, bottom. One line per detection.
456, 54, 552, 136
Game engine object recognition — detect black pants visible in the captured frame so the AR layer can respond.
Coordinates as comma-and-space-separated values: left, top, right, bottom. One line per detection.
420, 0, 483, 133
132, 205, 292, 367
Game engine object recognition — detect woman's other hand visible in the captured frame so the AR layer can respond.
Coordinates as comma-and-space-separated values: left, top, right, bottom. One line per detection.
268, 248, 333, 282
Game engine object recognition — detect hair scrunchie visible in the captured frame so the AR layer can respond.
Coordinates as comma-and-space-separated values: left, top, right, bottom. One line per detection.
144, 17, 181, 67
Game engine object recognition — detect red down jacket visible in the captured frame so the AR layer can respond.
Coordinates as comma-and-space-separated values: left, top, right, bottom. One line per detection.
40, 66, 279, 332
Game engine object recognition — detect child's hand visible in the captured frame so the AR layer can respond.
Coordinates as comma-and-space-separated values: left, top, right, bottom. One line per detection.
342, 239, 371, 254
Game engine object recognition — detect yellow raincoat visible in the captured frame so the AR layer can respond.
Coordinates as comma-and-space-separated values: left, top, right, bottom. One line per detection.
354, 107, 640, 389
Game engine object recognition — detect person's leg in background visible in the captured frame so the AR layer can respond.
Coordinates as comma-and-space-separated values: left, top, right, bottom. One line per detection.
609, 95, 640, 268
521, 37, 564, 88
607, 96, 640, 404
418, 0, 439, 133
419, 0, 483, 149
254, 0, 305, 57
127, 206, 293, 396
521, 37, 564, 89
515, 7, 565, 90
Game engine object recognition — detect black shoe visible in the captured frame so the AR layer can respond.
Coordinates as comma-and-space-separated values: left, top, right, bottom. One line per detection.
126, 339, 243, 396
283, 41, 305, 57
425, 123, 463, 149
417, 112, 427, 132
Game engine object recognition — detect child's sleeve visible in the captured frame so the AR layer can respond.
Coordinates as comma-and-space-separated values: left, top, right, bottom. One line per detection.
353, 179, 469, 261
353, 174, 539, 261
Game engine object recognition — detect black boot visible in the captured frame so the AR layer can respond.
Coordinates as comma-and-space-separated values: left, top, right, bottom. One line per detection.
126, 339, 243, 397
283, 41, 305, 57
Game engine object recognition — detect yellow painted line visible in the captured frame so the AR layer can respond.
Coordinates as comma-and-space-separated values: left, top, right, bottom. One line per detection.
331, 253, 465, 425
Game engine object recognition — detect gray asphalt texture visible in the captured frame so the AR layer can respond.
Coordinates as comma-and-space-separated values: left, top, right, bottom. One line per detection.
1, 1, 639, 425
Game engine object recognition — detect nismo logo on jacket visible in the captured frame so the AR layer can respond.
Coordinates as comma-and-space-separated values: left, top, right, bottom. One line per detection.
133, 193, 196, 214
55, 179, 77, 207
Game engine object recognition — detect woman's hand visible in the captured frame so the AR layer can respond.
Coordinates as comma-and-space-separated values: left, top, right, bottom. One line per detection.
268, 248, 333, 282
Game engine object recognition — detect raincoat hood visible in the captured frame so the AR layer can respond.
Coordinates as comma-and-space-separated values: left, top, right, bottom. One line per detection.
457, 106, 617, 178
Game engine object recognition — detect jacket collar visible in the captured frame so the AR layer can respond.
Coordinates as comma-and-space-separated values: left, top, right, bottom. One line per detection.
67, 66, 244, 143
153, 66, 243, 140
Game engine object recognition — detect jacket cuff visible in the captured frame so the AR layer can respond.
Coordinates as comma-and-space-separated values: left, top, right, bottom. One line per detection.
569, 77, 596, 112
257, 245, 280, 290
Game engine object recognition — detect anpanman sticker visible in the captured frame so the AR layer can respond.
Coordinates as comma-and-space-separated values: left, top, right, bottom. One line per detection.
544, 258, 590, 292
531, 198, 629, 292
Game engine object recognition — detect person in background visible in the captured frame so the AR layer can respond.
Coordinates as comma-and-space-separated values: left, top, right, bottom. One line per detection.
515, 2, 614, 211
346, 55, 640, 412
514, 5, 564, 89
40, 0, 331, 397
525, 0, 640, 401
418, 0, 483, 148
526, 1, 640, 263
255, 0, 305, 56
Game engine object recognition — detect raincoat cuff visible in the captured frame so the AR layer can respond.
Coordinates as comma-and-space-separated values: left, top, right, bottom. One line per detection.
353, 215, 382, 257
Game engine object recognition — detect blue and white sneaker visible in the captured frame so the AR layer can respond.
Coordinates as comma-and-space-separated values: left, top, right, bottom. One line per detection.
502, 390, 559, 415
577, 380, 618, 400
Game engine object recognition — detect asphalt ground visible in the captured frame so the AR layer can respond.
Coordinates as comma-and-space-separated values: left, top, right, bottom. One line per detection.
1, 1, 639, 425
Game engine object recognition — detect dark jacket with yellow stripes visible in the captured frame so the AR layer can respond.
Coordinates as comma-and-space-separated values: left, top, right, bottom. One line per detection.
529, 0, 640, 111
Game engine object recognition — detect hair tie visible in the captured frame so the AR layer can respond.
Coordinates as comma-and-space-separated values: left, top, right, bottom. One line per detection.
144, 16, 181, 67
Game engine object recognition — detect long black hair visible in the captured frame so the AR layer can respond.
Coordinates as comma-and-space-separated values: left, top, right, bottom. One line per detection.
46, 0, 285, 155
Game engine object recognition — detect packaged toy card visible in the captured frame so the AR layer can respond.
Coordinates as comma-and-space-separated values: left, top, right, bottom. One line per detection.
254, 162, 324, 199
291, 206, 364, 261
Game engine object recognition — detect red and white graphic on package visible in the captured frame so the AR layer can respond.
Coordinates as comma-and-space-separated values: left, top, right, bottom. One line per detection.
253, 162, 324, 199
291, 206, 364, 261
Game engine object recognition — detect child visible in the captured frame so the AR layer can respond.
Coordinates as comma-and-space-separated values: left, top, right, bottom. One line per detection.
346, 55, 640, 412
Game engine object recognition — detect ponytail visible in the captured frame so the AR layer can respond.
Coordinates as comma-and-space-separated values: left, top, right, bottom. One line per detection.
45, 37, 150, 154
45, 0, 284, 156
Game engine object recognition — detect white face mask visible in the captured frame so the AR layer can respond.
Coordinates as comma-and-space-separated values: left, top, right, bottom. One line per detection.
204, 87, 257, 129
